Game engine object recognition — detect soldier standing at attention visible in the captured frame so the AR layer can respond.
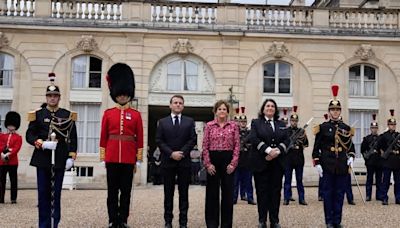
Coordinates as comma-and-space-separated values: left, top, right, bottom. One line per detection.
360, 114, 383, 201
100, 63, 143, 228
376, 109, 400, 205
312, 85, 355, 228
26, 73, 77, 228
283, 106, 308, 206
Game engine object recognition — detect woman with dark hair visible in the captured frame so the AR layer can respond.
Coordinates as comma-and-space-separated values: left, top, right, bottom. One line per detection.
202, 100, 240, 228
249, 98, 289, 228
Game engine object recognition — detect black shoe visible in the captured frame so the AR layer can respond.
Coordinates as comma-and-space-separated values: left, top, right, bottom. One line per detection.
326, 224, 335, 228
348, 200, 356, 205
165, 223, 172, 228
108, 223, 118, 228
318, 196, 323, 201
258, 222, 267, 228
366, 196, 371, 201
248, 200, 257, 205
299, 200, 308, 205
283, 200, 289, 205
233, 199, 237, 205
335, 224, 343, 228
11, 200, 16, 204
179, 225, 187, 228
271, 223, 281, 228
241, 196, 247, 201
382, 200, 389, 205
289, 197, 295, 201
0, 200, 4, 204
396, 200, 400, 205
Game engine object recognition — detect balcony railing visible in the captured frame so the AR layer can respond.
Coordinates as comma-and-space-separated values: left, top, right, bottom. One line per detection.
0, 0, 399, 31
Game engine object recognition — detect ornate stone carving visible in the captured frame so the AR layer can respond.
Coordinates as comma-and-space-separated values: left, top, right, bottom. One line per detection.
0, 32, 9, 49
354, 44, 375, 61
268, 41, 288, 58
173, 39, 194, 54
76, 35, 98, 52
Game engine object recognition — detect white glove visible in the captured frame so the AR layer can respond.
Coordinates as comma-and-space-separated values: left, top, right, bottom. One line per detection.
65, 158, 74, 170
100, 161, 106, 168
136, 161, 142, 168
316, 164, 323, 178
347, 157, 354, 169
42, 141, 57, 150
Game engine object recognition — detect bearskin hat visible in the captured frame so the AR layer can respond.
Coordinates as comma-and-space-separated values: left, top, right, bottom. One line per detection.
5, 111, 21, 130
106, 63, 135, 103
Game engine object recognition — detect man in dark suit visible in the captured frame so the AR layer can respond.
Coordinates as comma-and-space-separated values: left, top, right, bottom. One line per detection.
156, 95, 197, 228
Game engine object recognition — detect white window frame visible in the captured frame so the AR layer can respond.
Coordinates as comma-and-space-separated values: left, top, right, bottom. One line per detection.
349, 64, 378, 97
349, 109, 376, 158
71, 103, 100, 154
0, 53, 14, 88
167, 58, 199, 92
263, 61, 292, 95
71, 55, 102, 89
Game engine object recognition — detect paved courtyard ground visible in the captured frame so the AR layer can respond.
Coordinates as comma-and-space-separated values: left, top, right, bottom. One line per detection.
0, 185, 399, 228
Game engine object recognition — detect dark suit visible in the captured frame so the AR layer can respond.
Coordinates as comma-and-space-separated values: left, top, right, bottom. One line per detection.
249, 117, 289, 226
156, 114, 197, 226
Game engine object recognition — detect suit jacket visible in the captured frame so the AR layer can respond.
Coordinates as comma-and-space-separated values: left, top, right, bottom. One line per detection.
156, 115, 197, 168
249, 117, 290, 172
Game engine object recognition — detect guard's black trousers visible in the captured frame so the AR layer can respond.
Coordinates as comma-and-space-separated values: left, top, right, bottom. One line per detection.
106, 163, 135, 224
0, 165, 18, 202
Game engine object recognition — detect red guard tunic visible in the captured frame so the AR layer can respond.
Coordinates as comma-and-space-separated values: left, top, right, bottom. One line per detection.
0, 133, 23, 166
100, 104, 143, 164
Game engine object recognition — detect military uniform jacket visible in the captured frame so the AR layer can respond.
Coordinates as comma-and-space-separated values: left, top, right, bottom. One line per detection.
376, 130, 400, 170
100, 105, 144, 164
361, 134, 381, 167
237, 128, 251, 169
249, 118, 290, 172
0, 133, 22, 166
312, 120, 355, 175
286, 126, 309, 167
26, 107, 77, 169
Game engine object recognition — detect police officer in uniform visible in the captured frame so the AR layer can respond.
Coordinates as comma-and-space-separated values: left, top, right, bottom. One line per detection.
283, 106, 308, 206
312, 85, 355, 228
233, 107, 256, 205
360, 114, 383, 201
100, 63, 143, 227
376, 109, 400, 205
26, 73, 77, 228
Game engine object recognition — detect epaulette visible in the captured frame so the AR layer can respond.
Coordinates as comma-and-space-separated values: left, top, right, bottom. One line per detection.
70, 111, 78, 121
350, 127, 355, 137
313, 125, 320, 135
27, 108, 40, 122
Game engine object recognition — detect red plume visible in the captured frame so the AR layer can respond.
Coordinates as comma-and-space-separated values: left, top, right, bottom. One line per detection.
48, 72, 56, 82
241, 107, 245, 114
390, 109, 395, 117
235, 108, 240, 114
331, 85, 339, 98
293, 105, 298, 113
324, 113, 328, 120
283, 108, 288, 115
372, 113, 376, 121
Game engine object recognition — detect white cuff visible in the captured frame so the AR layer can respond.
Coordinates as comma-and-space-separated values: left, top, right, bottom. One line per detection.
279, 143, 287, 152
257, 142, 265, 150
265, 147, 272, 154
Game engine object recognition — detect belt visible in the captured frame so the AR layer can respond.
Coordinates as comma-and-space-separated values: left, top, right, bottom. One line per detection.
109, 135, 135, 142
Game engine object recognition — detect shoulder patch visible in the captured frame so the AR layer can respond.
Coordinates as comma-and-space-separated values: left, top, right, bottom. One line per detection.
313, 125, 320, 135
70, 111, 78, 121
27, 111, 36, 122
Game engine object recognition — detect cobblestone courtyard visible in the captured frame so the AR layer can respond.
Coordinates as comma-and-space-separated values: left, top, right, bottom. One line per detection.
0, 186, 399, 228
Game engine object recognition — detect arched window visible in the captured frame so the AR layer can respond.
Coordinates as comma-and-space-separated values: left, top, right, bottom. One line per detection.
0, 53, 14, 87
167, 59, 198, 91
263, 61, 291, 94
71, 55, 102, 89
349, 64, 377, 97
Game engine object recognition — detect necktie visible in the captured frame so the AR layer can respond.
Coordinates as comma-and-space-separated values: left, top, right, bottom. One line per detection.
268, 119, 274, 132
174, 115, 180, 131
